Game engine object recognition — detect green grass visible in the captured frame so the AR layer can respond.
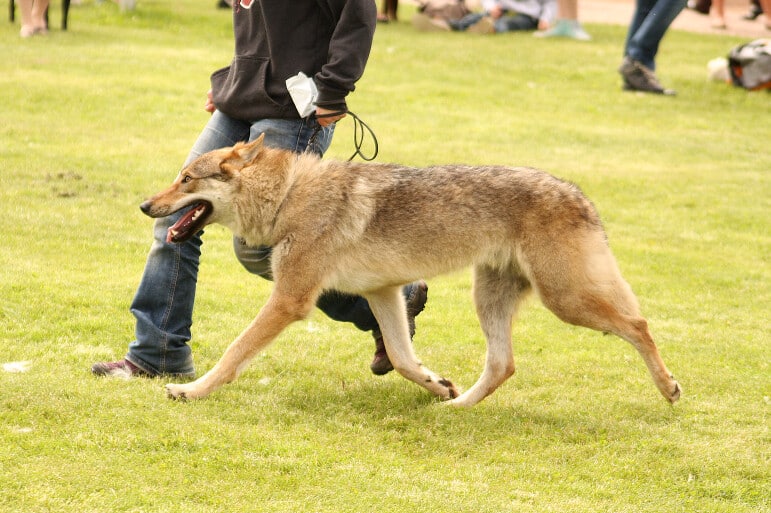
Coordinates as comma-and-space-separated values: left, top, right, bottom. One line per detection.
1, 1, 769, 512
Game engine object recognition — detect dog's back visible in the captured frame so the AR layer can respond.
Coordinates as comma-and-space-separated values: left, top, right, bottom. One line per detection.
278, 159, 609, 296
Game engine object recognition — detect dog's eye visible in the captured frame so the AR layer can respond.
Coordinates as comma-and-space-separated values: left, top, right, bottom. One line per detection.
182, 175, 192, 183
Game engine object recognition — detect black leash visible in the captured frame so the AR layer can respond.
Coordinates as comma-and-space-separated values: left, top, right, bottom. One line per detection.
309, 110, 379, 161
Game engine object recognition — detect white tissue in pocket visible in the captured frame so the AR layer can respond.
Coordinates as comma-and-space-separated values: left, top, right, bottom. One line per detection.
286, 72, 318, 118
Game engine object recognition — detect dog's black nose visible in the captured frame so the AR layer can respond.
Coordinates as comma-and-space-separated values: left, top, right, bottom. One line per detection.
139, 201, 152, 215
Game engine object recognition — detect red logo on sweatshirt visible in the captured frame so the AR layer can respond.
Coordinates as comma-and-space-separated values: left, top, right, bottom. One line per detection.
239, 0, 252, 8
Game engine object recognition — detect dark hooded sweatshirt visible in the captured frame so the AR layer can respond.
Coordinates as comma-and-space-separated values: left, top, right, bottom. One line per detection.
210, 0, 377, 121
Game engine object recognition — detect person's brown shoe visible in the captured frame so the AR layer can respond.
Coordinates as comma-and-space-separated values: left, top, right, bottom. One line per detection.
370, 338, 393, 376
370, 280, 429, 375
91, 359, 151, 378
92, 359, 196, 379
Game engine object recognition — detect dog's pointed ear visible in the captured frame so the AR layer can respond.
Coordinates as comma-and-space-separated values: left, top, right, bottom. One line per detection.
234, 133, 265, 163
221, 134, 265, 173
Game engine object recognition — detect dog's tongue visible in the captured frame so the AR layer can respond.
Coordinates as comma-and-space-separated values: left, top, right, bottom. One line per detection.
167, 202, 212, 244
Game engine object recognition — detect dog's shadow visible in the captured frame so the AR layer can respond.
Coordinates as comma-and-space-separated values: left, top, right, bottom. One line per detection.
217, 373, 676, 453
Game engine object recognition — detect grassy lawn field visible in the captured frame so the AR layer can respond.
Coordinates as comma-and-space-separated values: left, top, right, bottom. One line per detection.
1, 1, 768, 511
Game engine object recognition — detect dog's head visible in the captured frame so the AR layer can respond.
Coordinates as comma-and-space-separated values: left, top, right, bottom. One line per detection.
140, 135, 267, 244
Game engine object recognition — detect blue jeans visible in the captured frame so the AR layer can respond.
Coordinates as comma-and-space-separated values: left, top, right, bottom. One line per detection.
126, 111, 399, 375
624, 0, 686, 70
451, 12, 538, 32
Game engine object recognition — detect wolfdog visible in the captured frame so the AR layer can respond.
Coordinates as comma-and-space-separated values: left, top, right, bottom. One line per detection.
140, 135, 681, 406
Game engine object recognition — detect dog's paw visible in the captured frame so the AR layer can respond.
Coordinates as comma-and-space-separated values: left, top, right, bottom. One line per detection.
667, 379, 682, 403
445, 395, 475, 408
438, 378, 459, 400
165, 383, 190, 401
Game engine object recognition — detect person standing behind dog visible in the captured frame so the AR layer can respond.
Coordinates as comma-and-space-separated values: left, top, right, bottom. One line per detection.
618, 0, 687, 95
92, 0, 428, 380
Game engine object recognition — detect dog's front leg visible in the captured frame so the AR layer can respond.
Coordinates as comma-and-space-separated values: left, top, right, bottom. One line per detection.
165, 290, 314, 400
365, 287, 459, 401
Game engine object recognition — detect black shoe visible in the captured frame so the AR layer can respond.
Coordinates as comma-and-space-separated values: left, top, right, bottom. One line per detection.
742, 4, 763, 20
619, 57, 676, 96
369, 280, 429, 375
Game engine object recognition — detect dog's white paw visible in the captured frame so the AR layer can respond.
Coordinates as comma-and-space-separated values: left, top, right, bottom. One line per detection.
165, 383, 191, 401
446, 396, 473, 408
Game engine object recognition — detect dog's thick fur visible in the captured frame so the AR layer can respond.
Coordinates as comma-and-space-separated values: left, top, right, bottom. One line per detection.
140, 135, 681, 406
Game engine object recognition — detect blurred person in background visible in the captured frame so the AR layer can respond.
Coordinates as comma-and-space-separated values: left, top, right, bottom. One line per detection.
18, 0, 50, 37
619, 0, 687, 95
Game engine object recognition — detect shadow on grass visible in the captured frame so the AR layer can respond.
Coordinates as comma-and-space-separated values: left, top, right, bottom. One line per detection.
200, 369, 682, 450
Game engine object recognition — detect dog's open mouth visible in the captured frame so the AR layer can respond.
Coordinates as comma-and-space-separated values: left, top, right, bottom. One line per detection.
167, 201, 213, 244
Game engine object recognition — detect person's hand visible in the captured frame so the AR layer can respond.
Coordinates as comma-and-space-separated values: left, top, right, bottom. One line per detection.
204, 89, 215, 114
489, 5, 504, 18
316, 107, 346, 127
538, 19, 550, 31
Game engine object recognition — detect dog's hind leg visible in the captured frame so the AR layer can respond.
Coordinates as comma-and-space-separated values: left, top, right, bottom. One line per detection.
449, 264, 529, 407
364, 286, 459, 401
534, 248, 681, 404
609, 312, 681, 403
165, 289, 317, 400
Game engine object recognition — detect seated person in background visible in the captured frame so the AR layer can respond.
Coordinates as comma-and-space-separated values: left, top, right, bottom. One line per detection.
448, 0, 556, 33
412, 0, 472, 31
